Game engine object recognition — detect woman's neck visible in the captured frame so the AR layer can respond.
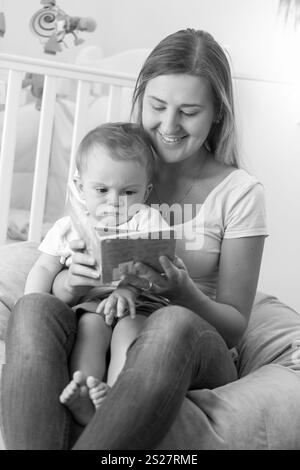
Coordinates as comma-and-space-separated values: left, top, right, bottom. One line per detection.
156, 147, 211, 183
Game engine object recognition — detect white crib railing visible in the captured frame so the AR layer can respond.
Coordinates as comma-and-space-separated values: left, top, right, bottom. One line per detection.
0, 53, 137, 245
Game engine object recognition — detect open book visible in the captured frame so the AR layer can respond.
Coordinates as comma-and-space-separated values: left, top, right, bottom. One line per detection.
94, 226, 176, 283
67, 187, 176, 283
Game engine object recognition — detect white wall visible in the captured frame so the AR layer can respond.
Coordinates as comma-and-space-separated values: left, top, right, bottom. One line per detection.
1, 0, 298, 78
0, 0, 104, 63
82, 0, 299, 81
0, 0, 299, 311
235, 79, 300, 312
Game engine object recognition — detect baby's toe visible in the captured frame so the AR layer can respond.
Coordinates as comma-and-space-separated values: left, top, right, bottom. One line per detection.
73, 370, 85, 386
86, 376, 101, 389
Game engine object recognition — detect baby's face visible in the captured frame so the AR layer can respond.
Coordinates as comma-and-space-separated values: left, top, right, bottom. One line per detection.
78, 145, 150, 227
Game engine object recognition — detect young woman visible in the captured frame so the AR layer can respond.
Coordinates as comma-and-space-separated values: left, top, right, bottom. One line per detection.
1, 29, 269, 449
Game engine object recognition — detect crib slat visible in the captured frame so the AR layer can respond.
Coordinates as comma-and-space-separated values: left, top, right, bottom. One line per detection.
106, 85, 122, 122
28, 75, 57, 242
68, 80, 91, 185
0, 70, 23, 245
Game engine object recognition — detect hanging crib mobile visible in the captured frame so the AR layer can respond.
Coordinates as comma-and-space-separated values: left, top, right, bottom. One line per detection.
30, 0, 97, 54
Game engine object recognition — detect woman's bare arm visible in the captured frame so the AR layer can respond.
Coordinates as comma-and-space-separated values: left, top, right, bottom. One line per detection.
121, 236, 265, 348
174, 236, 265, 348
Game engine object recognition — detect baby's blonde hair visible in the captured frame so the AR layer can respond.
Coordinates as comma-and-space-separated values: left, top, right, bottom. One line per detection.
76, 122, 156, 180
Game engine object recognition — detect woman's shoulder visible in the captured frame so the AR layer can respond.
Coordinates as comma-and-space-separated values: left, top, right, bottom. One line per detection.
201, 160, 266, 218
223, 168, 261, 190
200, 158, 259, 202
207, 159, 262, 193
206, 156, 258, 183
208, 166, 266, 218
202, 163, 268, 236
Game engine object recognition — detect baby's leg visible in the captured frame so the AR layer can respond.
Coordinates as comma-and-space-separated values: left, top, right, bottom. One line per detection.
70, 313, 111, 380
107, 315, 147, 387
60, 313, 111, 425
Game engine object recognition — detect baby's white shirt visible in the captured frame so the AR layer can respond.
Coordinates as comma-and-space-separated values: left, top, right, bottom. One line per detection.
38, 204, 170, 261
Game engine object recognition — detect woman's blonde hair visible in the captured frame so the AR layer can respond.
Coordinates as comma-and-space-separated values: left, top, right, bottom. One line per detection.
132, 29, 239, 168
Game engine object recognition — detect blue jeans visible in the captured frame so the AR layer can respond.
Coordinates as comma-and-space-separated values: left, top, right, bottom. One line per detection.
1, 293, 237, 450
1, 293, 77, 449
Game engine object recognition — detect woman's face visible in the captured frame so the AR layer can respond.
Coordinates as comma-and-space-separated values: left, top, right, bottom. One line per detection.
142, 74, 215, 164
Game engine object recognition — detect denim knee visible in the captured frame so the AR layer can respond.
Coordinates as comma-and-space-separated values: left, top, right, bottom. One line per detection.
145, 305, 216, 344
6, 293, 77, 359
12, 292, 75, 330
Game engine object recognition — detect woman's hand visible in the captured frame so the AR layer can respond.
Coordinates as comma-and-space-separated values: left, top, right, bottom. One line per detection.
96, 287, 137, 326
120, 255, 191, 302
58, 239, 101, 303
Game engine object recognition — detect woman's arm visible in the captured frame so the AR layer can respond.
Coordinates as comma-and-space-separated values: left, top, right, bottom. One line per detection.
25, 253, 63, 295
122, 235, 265, 348
175, 236, 265, 348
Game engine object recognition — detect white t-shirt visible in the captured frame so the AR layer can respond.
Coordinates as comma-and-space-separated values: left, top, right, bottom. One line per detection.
172, 169, 268, 299
39, 204, 170, 262
39, 169, 268, 301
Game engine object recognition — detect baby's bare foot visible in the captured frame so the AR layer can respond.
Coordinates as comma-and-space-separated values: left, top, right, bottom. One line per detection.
87, 376, 110, 408
59, 370, 95, 425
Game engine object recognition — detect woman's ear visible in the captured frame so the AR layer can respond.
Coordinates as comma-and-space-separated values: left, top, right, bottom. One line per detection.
144, 183, 153, 202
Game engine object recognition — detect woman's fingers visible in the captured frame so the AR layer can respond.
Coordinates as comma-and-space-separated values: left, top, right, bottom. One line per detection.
159, 256, 177, 282
173, 256, 188, 271
121, 261, 170, 292
134, 262, 168, 287
120, 273, 151, 290
120, 259, 182, 294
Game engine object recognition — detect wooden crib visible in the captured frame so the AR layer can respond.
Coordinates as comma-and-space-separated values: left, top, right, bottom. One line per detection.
0, 52, 137, 246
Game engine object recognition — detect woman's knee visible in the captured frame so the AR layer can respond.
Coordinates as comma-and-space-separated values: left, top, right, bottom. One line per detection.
144, 305, 215, 344
8, 293, 76, 346
149, 305, 211, 330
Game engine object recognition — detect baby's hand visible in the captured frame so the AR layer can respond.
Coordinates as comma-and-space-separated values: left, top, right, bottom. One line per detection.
96, 287, 137, 326
64, 239, 100, 294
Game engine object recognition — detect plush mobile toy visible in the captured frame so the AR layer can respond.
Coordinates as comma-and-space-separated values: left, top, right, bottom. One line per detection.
22, 72, 44, 110
30, 0, 97, 54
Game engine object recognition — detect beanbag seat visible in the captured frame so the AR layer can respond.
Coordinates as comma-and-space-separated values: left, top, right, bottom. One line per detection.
1, 242, 300, 449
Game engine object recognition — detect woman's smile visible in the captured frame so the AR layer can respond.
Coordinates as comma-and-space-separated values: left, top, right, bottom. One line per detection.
158, 131, 188, 145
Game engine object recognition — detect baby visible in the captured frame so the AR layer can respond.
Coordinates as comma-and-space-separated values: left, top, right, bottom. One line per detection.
25, 122, 170, 425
